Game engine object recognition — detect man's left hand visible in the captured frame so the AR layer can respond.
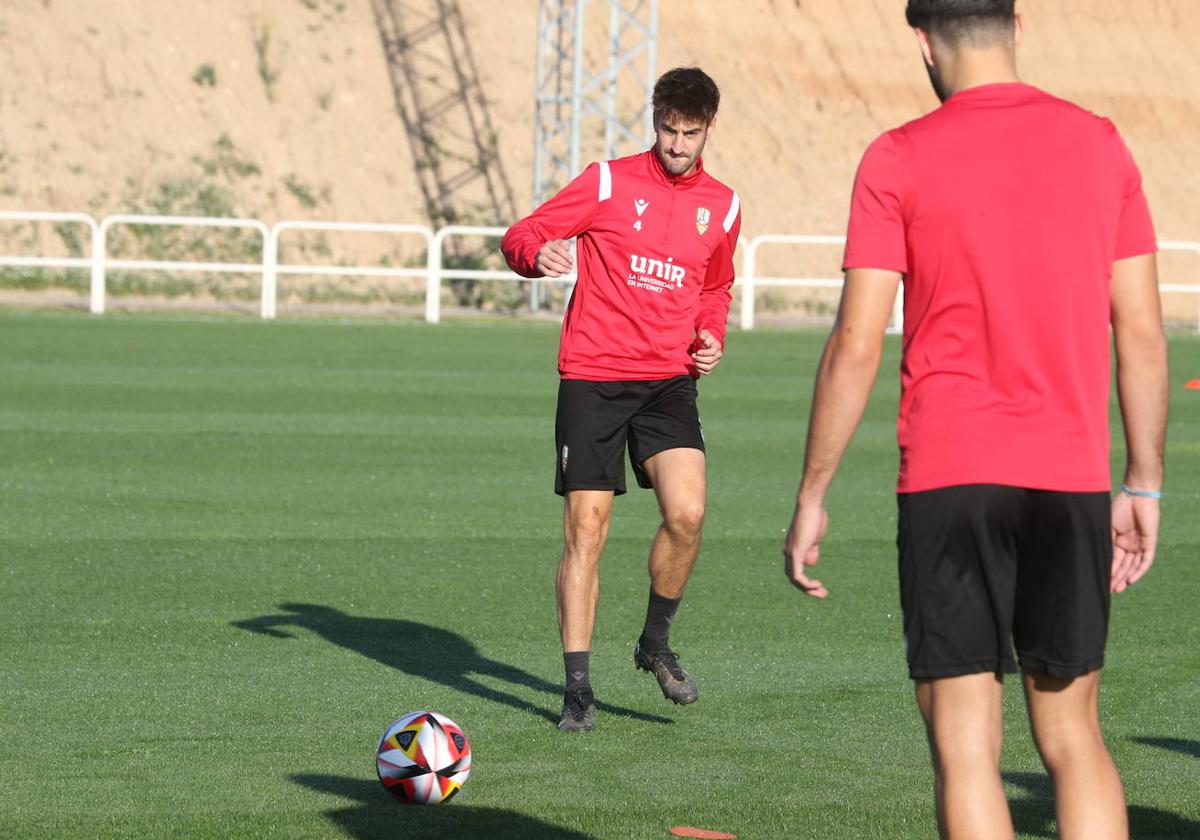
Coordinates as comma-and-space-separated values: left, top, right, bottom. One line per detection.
690, 329, 723, 375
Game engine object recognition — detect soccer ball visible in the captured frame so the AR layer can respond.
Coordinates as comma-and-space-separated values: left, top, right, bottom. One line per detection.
375, 711, 472, 805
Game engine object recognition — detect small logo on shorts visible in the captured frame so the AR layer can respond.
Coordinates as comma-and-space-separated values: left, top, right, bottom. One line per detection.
561, 444, 569, 474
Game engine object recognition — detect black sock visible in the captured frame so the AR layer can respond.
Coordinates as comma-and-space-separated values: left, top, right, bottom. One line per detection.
640, 590, 681, 653
564, 650, 591, 695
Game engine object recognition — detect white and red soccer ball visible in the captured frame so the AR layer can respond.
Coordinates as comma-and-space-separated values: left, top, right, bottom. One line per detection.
375, 711, 472, 805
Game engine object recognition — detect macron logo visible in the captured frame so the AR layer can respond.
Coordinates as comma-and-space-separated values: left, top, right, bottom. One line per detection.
634, 199, 649, 217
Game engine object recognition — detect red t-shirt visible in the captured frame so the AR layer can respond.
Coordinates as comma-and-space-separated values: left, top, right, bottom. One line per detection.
843, 83, 1157, 493
501, 150, 741, 380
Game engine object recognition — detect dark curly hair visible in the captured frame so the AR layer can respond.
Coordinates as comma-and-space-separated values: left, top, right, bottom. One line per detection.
652, 67, 720, 125
905, 0, 1015, 43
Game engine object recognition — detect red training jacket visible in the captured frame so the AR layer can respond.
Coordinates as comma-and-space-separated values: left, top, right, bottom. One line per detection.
501, 149, 741, 380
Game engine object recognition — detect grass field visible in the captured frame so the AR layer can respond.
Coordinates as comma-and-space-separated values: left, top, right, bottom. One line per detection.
1, 310, 1197, 840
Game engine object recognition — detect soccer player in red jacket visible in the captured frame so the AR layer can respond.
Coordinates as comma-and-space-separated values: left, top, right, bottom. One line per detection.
502, 67, 741, 732
781, 2, 1168, 837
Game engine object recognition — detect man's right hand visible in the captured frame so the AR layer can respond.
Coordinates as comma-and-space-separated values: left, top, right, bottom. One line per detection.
535, 240, 574, 277
1110, 491, 1159, 593
783, 500, 830, 599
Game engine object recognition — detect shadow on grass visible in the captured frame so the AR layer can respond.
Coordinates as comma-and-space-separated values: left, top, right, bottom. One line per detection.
233, 602, 671, 726
293, 773, 595, 840
1131, 736, 1200, 759
1004, 772, 1200, 838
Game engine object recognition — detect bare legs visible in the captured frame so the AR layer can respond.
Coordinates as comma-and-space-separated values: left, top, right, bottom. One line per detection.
640, 448, 707, 599
556, 448, 707, 652
557, 490, 613, 652
1024, 671, 1128, 839
914, 670, 1127, 839
915, 674, 1013, 840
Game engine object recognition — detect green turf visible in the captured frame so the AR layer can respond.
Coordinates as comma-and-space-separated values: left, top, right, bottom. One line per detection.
0, 310, 1196, 839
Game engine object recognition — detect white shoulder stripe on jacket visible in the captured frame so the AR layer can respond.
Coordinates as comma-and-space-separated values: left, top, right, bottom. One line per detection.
598, 161, 613, 202
722, 191, 740, 233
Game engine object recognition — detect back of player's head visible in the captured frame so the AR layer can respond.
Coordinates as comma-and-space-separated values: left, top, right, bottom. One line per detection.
652, 67, 720, 125
905, 0, 1015, 46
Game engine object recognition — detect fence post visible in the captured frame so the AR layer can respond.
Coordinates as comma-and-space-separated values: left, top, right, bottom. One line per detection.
564, 240, 577, 307
90, 220, 106, 314
426, 229, 442, 324
889, 284, 904, 334
740, 240, 756, 330
1194, 244, 1200, 335
262, 226, 278, 320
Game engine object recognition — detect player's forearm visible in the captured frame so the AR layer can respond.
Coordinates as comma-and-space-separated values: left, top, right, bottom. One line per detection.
1115, 324, 1169, 488
797, 331, 882, 504
500, 223, 546, 278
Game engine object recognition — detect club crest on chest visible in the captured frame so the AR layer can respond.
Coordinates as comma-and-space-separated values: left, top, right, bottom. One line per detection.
695, 207, 711, 235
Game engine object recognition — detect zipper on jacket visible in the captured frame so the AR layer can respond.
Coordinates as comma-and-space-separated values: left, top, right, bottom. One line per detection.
663, 183, 677, 249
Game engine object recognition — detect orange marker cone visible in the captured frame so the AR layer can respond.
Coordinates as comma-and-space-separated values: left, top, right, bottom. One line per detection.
671, 829, 737, 839
1186, 379, 1200, 390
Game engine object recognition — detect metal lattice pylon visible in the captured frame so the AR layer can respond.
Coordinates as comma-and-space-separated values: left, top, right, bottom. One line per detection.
533, 0, 658, 208
372, 0, 517, 231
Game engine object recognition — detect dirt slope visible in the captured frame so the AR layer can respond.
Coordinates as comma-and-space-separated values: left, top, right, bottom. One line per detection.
1, 1, 1197, 262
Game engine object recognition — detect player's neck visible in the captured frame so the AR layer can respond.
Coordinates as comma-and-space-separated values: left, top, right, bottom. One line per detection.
940, 49, 1020, 98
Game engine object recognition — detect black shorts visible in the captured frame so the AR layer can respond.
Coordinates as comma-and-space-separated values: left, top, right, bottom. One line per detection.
554, 376, 705, 496
897, 485, 1111, 681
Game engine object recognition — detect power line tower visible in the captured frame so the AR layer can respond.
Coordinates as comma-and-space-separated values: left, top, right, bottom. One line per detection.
371, 0, 517, 230
530, 0, 657, 307
533, 0, 659, 207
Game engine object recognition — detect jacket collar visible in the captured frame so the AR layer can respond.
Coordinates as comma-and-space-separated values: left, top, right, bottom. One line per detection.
643, 148, 705, 188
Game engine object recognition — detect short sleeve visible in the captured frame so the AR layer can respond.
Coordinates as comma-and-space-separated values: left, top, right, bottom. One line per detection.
1109, 125, 1157, 261
842, 131, 909, 274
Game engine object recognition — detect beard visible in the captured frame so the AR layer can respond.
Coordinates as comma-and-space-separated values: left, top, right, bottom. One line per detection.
660, 154, 693, 174
655, 143, 703, 176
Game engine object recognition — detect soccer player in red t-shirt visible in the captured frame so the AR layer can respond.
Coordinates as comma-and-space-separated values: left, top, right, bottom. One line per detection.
781, 3, 1168, 837
502, 67, 741, 732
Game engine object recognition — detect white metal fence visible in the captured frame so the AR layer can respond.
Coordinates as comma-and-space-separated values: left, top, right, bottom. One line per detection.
1, 211, 1198, 331
737, 233, 909, 331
